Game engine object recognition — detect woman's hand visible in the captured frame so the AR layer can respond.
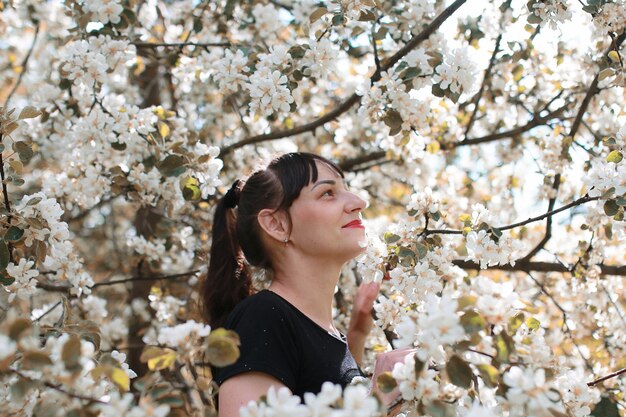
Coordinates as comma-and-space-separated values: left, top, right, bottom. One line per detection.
371, 347, 415, 407
347, 281, 380, 365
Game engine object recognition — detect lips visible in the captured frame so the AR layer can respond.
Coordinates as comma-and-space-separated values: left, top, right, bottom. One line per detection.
342, 220, 364, 228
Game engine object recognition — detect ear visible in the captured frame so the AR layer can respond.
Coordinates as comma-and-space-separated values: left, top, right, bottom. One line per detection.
257, 209, 290, 243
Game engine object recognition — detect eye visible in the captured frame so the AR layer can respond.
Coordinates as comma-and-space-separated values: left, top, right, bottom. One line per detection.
321, 189, 334, 197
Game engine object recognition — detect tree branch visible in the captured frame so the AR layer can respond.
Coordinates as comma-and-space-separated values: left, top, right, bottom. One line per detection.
131, 41, 233, 49
3, 24, 40, 107
12, 369, 106, 405
520, 30, 626, 262
220, 0, 468, 156
452, 260, 626, 276
525, 272, 594, 373
36, 270, 200, 292
426, 194, 599, 235
587, 367, 626, 387
453, 103, 569, 148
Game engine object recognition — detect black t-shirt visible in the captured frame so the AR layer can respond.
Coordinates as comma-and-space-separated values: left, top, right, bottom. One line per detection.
213, 290, 362, 397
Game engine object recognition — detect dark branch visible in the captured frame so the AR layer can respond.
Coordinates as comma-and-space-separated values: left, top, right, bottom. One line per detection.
426, 194, 599, 235
36, 270, 200, 292
454, 103, 568, 148
463, 29, 503, 138
520, 31, 626, 261
452, 260, 626, 276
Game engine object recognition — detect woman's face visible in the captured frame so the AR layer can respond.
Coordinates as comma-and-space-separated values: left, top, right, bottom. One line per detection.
286, 161, 367, 263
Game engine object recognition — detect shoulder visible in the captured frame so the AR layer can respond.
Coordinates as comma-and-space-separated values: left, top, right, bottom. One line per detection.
225, 290, 295, 326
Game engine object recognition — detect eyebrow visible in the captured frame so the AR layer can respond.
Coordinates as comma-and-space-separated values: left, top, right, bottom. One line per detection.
311, 180, 336, 190
311, 179, 348, 191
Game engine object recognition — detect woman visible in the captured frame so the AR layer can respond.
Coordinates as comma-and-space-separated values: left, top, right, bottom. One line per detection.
202, 152, 404, 416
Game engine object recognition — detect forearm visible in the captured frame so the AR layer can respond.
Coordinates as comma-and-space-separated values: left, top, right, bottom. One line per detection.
347, 329, 367, 366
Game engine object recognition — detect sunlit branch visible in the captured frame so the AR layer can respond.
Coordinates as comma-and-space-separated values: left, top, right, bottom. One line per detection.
587, 367, 626, 387
220, 0, 468, 156
3, 24, 40, 107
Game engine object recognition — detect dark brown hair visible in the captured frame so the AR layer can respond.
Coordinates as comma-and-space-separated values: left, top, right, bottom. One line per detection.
201, 152, 344, 328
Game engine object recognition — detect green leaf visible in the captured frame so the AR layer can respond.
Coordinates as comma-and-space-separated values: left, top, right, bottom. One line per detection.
9, 318, 31, 340
508, 312, 525, 334
288, 46, 306, 59
414, 242, 428, 259
495, 330, 514, 363
616, 196, 626, 206
358, 10, 376, 21
476, 364, 500, 388
5, 227, 24, 242
331, 13, 345, 26
425, 400, 453, 417
206, 328, 241, 367
384, 232, 401, 244
591, 396, 619, 417
432, 83, 445, 98
382, 109, 403, 136
0, 239, 9, 270
18, 106, 41, 120
0, 272, 15, 286
460, 310, 486, 334
157, 154, 186, 177
12, 141, 34, 162
527, 13, 542, 24
309, 7, 328, 23
22, 351, 53, 370
603, 199, 619, 216
62, 334, 82, 373
606, 150, 623, 163
525, 317, 541, 331
446, 354, 473, 389
376, 371, 397, 393
598, 68, 614, 82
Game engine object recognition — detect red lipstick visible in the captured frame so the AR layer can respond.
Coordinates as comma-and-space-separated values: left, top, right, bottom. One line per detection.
342, 220, 364, 228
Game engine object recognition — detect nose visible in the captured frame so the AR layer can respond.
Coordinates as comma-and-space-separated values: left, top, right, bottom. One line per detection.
345, 190, 367, 213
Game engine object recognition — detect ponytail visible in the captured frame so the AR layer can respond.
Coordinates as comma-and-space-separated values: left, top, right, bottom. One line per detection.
202, 180, 252, 328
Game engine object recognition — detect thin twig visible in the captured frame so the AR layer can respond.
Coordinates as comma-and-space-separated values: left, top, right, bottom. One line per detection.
36, 270, 200, 292
12, 369, 107, 405
132, 41, 232, 48
426, 194, 599, 235
587, 367, 626, 387
4, 24, 40, 107
463, 31, 502, 138
525, 273, 594, 373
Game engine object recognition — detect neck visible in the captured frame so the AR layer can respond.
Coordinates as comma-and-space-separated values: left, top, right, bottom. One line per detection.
269, 255, 343, 331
